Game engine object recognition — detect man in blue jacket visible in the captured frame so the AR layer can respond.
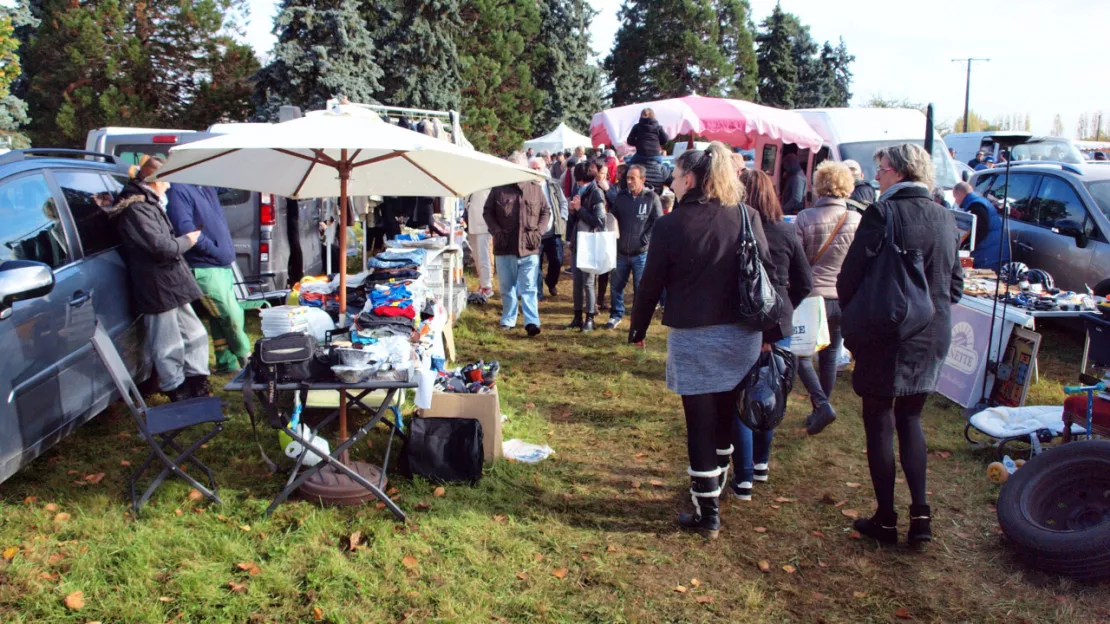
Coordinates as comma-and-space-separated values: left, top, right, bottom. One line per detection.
954, 182, 1009, 271
167, 184, 251, 373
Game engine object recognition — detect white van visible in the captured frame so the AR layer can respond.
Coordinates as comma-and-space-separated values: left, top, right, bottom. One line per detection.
944, 130, 1032, 166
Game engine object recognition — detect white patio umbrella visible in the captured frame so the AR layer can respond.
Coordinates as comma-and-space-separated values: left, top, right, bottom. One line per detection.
157, 104, 544, 449
522, 122, 593, 153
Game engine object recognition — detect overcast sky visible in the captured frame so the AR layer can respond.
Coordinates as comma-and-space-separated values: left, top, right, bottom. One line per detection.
244, 0, 1108, 136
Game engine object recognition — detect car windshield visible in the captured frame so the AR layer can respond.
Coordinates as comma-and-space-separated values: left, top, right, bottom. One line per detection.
1086, 180, 1110, 219
1012, 138, 1085, 164
838, 139, 959, 190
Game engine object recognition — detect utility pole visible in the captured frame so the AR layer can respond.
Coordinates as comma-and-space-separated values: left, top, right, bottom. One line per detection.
952, 58, 990, 132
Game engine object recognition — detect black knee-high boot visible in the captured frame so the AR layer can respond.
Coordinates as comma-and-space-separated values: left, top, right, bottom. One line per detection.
716, 445, 733, 492
677, 467, 722, 539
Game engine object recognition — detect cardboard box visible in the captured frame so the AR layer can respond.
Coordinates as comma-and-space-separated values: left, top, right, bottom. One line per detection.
418, 388, 502, 462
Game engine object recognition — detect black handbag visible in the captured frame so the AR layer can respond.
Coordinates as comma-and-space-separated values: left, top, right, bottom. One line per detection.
736, 204, 782, 331
841, 206, 934, 346
404, 418, 484, 484
250, 332, 332, 384
737, 343, 796, 432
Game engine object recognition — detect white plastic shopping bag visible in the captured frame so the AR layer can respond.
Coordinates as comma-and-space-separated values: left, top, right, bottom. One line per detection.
790, 296, 831, 357
575, 231, 618, 274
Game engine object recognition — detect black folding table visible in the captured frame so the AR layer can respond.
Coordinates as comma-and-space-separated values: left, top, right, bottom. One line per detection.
225, 370, 416, 520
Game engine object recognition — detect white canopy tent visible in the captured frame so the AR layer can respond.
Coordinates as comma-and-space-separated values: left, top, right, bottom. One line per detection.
522, 122, 593, 153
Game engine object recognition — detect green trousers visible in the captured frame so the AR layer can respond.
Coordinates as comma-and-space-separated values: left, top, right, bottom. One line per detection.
193, 266, 250, 373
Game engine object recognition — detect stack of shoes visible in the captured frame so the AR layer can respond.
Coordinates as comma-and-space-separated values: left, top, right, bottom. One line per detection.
434, 360, 499, 393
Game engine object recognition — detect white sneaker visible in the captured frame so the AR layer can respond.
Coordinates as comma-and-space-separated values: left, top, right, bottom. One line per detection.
729, 481, 753, 501
753, 463, 769, 482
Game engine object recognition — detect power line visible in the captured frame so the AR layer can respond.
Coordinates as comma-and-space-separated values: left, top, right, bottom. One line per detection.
952, 58, 990, 132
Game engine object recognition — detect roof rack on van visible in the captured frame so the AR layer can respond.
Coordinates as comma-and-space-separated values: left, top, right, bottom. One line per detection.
0, 148, 119, 166
1003, 160, 1084, 175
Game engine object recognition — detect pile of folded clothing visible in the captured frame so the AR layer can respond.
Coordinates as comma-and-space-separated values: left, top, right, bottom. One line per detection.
367, 247, 426, 285
351, 248, 437, 343
299, 277, 339, 314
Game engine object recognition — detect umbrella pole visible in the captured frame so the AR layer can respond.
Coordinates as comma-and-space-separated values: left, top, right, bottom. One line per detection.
338, 150, 350, 457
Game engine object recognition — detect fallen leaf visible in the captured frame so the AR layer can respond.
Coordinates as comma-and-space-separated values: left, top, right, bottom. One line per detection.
374, 502, 387, 510
40, 572, 58, 581
956, 532, 971, 540
2, 547, 17, 561
769, 504, 781, 510
84, 473, 105, 484
845, 482, 862, 488
228, 581, 247, 594
753, 527, 767, 533
895, 477, 905, 484
812, 592, 827, 600
120, 460, 131, 467
387, 487, 400, 496
493, 515, 507, 523
64, 591, 85, 610
433, 487, 446, 498
187, 489, 203, 502
934, 451, 951, 459
415, 502, 430, 511
811, 530, 826, 539
841, 509, 859, 520
349, 531, 362, 550
757, 560, 770, 572
236, 562, 256, 572
533, 553, 544, 562
560, 411, 571, 419
834, 501, 848, 508
239, 525, 251, 532
817, 561, 829, 568
524, 402, 535, 409
849, 531, 862, 540
216, 515, 228, 521
401, 555, 418, 569
192, 508, 206, 514
696, 596, 714, 604
72, 480, 87, 486
853, 591, 868, 599
45, 503, 58, 513
606, 544, 618, 553
174, 509, 183, 517
23, 496, 37, 504
630, 481, 642, 489
895, 607, 912, 619
67, 470, 78, 476
580, 555, 591, 562
774, 497, 795, 503
312, 606, 324, 621
648, 479, 665, 488
674, 585, 687, 593
53, 512, 71, 523
690, 578, 701, 588
515, 572, 528, 580
159, 597, 172, 603
47, 553, 63, 565
782, 565, 796, 574
633, 452, 648, 459
552, 568, 568, 579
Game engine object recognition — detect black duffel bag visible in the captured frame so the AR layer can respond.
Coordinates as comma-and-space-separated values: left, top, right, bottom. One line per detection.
404, 418, 484, 484
251, 332, 332, 385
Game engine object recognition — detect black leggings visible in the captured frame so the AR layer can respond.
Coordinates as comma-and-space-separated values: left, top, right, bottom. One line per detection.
861, 393, 929, 515
681, 390, 738, 472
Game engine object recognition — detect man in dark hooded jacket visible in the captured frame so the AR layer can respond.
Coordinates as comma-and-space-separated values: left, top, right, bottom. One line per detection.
106, 157, 210, 402
627, 108, 669, 165
781, 153, 807, 215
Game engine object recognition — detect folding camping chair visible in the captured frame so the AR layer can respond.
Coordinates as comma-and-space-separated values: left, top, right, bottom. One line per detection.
232, 262, 292, 310
90, 323, 228, 514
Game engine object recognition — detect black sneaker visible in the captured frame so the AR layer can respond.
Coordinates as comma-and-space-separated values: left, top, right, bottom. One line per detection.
604, 317, 622, 330
753, 463, 769, 482
582, 315, 595, 333
185, 375, 211, 398
525, 323, 541, 337
729, 481, 752, 501
165, 384, 192, 403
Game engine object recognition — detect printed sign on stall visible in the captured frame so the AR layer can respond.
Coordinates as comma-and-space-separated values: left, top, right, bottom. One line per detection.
937, 303, 995, 407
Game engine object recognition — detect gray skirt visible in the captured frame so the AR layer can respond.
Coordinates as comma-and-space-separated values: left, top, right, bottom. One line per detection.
666, 323, 761, 396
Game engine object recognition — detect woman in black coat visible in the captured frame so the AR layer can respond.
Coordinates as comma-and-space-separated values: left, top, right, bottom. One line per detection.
836, 143, 964, 545
729, 169, 812, 501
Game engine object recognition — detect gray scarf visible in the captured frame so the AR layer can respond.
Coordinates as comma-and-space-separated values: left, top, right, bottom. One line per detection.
879, 181, 929, 201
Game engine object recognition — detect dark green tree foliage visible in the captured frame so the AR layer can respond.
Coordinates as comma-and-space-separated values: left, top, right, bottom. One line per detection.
716, 0, 757, 100
603, 0, 649, 106
19, 0, 255, 147
370, 0, 462, 110
181, 40, 260, 128
755, 3, 796, 108
457, 0, 543, 154
0, 1, 37, 147
533, 0, 601, 135
825, 38, 854, 107
253, 0, 383, 121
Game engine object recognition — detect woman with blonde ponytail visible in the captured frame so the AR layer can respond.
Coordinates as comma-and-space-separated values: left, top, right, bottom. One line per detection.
628, 141, 775, 538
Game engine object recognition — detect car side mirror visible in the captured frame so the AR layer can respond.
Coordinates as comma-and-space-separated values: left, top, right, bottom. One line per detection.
0, 260, 55, 319
961, 170, 971, 182
1055, 219, 1088, 248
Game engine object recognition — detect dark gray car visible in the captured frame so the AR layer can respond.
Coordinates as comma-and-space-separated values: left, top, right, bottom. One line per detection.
0, 149, 152, 485
971, 162, 1110, 294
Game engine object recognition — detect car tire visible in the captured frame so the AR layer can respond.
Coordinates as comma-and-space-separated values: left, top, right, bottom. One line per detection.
996, 440, 1110, 581
1092, 280, 1110, 298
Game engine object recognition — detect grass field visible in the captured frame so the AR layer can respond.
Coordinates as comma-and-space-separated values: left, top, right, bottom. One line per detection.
1, 286, 1109, 623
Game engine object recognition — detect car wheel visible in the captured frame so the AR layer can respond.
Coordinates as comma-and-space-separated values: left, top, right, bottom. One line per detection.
996, 440, 1110, 581
1092, 279, 1110, 298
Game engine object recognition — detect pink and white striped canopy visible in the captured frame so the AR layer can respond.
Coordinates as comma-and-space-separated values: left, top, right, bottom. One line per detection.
590, 95, 823, 152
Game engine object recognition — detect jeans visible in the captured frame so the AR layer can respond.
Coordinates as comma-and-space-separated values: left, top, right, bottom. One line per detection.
610, 252, 647, 319
796, 297, 842, 408
731, 337, 789, 483
145, 303, 210, 392
537, 235, 563, 299
572, 268, 597, 314
495, 254, 541, 327
468, 233, 493, 291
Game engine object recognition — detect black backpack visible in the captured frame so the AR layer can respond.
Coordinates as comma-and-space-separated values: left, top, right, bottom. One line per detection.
404, 418, 484, 484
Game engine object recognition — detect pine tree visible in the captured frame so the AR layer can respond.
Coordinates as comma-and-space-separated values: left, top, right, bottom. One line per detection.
0, 1, 35, 147
716, 0, 757, 100
457, 0, 544, 154
825, 38, 854, 107
603, 0, 650, 106
370, 0, 462, 111
252, 0, 384, 121
533, 0, 601, 135
755, 3, 796, 108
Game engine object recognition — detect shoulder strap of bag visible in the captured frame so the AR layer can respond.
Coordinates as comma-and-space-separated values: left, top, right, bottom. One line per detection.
242, 383, 282, 473
811, 209, 849, 265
